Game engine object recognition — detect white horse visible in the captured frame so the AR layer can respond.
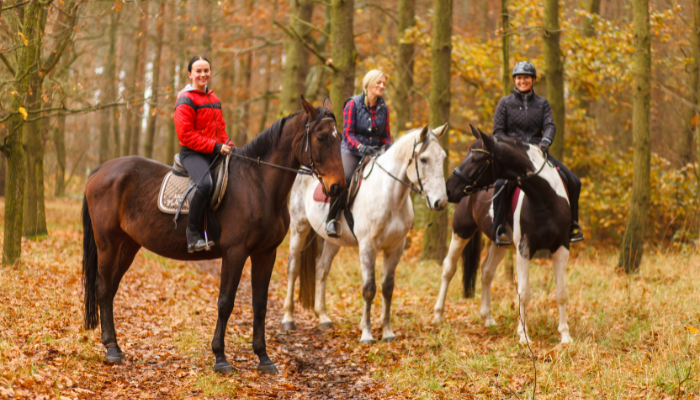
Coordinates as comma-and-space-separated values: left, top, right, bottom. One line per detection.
282, 124, 449, 343
434, 127, 572, 344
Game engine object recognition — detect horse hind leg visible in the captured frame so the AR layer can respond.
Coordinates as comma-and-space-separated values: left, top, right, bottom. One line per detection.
281, 220, 312, 331
552, 246, 572, 344
480, 243, 507, 327
433, 232, 469, 324
315, 240, 341, 331
379, 239, 405, 342
515, 241, 532, 345
97, 238, 140, 364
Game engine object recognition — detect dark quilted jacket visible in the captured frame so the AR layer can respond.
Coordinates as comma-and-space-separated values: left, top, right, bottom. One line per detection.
492, 88, 555, 145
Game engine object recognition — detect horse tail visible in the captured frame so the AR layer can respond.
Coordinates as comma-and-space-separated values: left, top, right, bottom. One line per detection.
298, 233, 318, 311
462, 231, 482, 298
82, 195, 100, 330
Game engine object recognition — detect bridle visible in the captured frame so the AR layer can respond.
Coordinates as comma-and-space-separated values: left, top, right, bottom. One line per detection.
370, 135, 432, 202
297, 109, 337, 181
452, 137, 548, 201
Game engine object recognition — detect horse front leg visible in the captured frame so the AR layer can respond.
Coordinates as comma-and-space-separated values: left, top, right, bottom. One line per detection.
315, 240, 341, 330
211, 248, 247, 374
552, 246, 572, 344
359, 244, 378, 344
515, 241, 532, 345
433, 232, 469, 324
480, 243, 507, 327
379, 239, 405, 342
250, 250, 279, 374
281, 222, 311, 331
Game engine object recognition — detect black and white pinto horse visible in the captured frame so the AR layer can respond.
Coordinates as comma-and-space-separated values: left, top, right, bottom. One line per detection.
433, 126, 572, 344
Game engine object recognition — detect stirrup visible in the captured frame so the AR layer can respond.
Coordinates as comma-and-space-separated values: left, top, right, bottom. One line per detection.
495, 226, 511, 247
326, 219, 341, 238
570, 225, 585, 243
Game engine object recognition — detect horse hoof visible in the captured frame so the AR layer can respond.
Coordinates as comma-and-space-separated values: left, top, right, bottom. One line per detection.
257, 363, 279, 374
104, 355, 123, 365
282, 322, 297, 331
317, 322, 333, 331
360, 339, 376, 344
213, 361, 234, 374
381, 336, 396, 343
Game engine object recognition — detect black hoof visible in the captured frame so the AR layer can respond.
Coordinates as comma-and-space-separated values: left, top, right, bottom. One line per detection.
360, 339, 376, 344
257, 363, 279, 374
282, 322, 297, 331
317, 322, 333, 331
382, 336, 396, 343
213, 361, 234, 374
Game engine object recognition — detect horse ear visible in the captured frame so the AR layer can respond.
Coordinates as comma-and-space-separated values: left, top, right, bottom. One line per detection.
419, 124, 430, 142
322, 97, 333, 114
300, 95, 316, 118
480, 130, 495, 151
470, 124, 481, 140
432, 122, 449, 138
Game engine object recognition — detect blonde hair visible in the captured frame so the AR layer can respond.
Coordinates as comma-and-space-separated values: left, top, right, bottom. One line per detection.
362, 69, 386, 106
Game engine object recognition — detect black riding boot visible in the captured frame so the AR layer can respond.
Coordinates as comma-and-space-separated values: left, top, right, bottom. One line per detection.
492, 180, 513, 247
187, 189, 215, 253
325, 192, 347, 238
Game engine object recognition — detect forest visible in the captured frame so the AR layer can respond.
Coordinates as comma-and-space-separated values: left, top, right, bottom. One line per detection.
0, 0, 699, 398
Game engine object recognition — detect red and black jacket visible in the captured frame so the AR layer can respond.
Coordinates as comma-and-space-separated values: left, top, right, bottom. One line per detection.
174, 85, 231, 154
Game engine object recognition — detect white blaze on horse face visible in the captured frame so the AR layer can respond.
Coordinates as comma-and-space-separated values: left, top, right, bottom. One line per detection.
525, 145, 569, 203
332, 126, 338, 138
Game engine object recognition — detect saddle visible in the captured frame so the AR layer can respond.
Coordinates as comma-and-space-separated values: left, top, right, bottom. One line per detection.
157, 153, 231, 215
312, 155, 370, 208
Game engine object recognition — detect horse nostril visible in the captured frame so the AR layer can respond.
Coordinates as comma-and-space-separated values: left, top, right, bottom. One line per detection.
330, 183, 340, 196
434, 200, 441, 209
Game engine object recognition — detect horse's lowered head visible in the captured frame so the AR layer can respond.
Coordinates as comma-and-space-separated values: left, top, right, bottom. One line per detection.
403, 123, 449, 211
446, 124, 534, 203
297, 96, 346, 197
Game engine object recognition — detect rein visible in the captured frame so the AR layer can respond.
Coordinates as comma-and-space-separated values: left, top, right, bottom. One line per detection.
452, 138, 548, 201
369, 136, 430, 197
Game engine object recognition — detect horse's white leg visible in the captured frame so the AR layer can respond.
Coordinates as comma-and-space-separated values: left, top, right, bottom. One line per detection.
314, 240, 341, 329
281, 220, 311, 330
359, 243, 379, 343
433, 232, 469, 324
379, 239, 405, 342
552, 246, 572, 344
480, 243, 507, 327
515, 241, 532, 344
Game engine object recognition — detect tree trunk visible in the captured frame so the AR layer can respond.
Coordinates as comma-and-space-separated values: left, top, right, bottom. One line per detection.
144, 0, 165, 160
54, 112, 66, 197
421, 0, 452, 261
618, 0, 651, 273
681, 0, 700, 166
0, 150, 5, 197
582, 0, 601, 37
258, 0, 279, 133
501, 0, 509, 96
110, 13, 121, 159
280, 0, 314, 115
693, 0, 700, 239
128, 14, 149, 156
330, 0, 356, 124
395, 0, 416, 134
543, 0, 565, 161
167, 0, 187, 162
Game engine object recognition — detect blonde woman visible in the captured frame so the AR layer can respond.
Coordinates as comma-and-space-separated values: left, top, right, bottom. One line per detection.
327, 69, 392, 237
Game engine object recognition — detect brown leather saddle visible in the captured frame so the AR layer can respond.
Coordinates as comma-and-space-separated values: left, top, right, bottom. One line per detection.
157, 153, 231, 215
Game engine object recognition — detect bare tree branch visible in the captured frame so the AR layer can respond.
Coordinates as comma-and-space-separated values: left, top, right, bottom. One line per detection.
274, 20, 336, 71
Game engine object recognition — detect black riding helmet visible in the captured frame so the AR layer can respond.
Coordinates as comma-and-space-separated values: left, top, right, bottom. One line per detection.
512, 61, 536, 78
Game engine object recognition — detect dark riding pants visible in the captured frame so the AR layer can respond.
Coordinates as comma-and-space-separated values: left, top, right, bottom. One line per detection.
327, 153, 362, 223
491, 154, 581, 236
180, 147, 215, 235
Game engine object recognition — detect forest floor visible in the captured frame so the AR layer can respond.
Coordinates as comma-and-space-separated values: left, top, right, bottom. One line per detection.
1, 198, 699, 399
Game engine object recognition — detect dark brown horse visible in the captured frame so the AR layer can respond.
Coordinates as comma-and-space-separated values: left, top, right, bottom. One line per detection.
81, 98, 345, 374
433, 126, 573, 344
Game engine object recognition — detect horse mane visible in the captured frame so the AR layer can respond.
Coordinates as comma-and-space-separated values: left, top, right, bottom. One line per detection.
390, 127, 426, 163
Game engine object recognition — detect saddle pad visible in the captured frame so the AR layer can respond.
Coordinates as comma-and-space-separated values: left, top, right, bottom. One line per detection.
158, 154, 230, 215
508, 171, 568, 217
312, 182, 331, 203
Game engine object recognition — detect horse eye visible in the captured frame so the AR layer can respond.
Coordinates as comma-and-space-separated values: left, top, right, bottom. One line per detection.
420, 157, 428, 164
316, 133, 327, 142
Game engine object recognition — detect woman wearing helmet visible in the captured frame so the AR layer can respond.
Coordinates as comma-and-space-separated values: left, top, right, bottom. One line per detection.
491, 61, 583, 245
325, 69, 392, 238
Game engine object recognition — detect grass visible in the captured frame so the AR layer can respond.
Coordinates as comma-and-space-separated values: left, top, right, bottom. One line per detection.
0, 197, 699, 398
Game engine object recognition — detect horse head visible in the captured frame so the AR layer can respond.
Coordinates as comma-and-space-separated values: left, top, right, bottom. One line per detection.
405, 123, 449, 211
298, 96, 346, 198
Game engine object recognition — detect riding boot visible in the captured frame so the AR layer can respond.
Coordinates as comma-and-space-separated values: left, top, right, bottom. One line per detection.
325, 192, 347, 238
570, 221, 585, 243
187, 189, 215, 253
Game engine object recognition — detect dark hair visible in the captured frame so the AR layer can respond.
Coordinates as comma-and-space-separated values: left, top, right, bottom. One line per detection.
187, 56, 211, 73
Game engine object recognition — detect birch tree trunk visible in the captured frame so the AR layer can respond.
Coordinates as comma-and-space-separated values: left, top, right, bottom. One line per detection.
543, 0, 566, 160
395, 0, 416, 134
421, 0, 452, 261
144, 0, 165, 160
279, 0, 314, 115
618, 0, 651, 273
330, 0, 356, 122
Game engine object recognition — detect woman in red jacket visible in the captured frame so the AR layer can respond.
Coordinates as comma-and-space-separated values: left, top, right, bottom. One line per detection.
174, 56, 233, 253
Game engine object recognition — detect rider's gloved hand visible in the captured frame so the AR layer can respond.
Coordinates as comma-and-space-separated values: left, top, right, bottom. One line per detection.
358, 144, 379, 156
538, 140, 550, 156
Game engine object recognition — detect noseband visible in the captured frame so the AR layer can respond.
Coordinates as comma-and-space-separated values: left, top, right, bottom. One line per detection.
298, 110, 336, 181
